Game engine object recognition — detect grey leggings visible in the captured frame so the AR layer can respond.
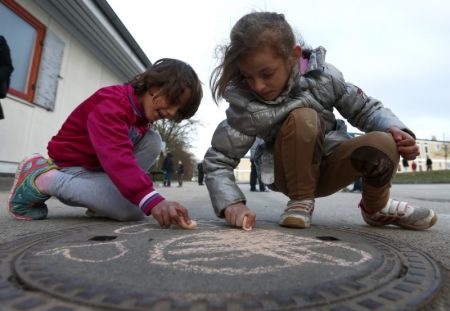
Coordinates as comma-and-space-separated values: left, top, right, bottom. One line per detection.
49, 129, 162, 221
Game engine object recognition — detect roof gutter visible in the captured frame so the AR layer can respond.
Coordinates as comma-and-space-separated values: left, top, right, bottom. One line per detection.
34, 0, 151, 81
93, 0, 151, 69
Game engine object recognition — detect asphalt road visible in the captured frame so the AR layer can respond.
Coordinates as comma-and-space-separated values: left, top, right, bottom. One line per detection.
0, 182, 449, 310
1, 183, 449, 268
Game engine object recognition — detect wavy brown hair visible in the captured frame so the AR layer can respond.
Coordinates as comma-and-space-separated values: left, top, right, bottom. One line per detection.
210, 12, 297, 103
130, 58, 202, 122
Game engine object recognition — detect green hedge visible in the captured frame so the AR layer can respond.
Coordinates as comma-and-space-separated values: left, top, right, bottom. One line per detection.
393, 170, 450, 184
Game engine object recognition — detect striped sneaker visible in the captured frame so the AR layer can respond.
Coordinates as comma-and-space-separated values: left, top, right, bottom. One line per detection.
279, 199, 314, 228
8, 154, 57, 220
360, 198, 437, 230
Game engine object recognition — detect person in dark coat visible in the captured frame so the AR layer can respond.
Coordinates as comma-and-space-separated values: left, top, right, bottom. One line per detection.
197, 161, 204, 185
0, 35, 14, 120
402, 157, 409, 172
162, 153, 174, 187
177, 160, 184, 187
426, 156, 433, 172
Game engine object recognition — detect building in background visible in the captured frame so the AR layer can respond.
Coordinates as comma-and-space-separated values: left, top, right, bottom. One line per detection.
0, 0, 151, 174
234, 156, 251, 183
347, 133, 449, 173
406, 138, 449, 172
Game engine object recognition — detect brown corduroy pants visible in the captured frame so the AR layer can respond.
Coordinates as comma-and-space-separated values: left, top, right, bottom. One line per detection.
273, 108, 400, 214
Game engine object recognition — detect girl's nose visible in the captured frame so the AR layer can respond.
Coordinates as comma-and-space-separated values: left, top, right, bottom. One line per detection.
253, 78, 266, 93
166, 106, 179, 118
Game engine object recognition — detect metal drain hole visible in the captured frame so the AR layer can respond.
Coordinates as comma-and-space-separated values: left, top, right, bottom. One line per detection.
89, 236, 117, 241
398, 265, 408, 278
316, 236, 340, 241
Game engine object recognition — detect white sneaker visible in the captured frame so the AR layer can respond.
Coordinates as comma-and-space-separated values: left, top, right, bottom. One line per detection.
360, 198, 437, 230
279, 199, 314, 228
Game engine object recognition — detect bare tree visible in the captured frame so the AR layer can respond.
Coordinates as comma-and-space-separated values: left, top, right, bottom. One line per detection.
151, 118, 202, 181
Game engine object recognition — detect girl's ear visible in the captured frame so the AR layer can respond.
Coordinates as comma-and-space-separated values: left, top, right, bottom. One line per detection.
288, 45, 302, 67
292, 45, 302, 60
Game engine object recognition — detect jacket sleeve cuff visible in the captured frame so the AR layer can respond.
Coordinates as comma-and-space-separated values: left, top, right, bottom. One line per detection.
139, 191, 165, 216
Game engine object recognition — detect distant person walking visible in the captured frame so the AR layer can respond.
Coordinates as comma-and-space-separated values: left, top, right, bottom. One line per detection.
426, 156, 433, 172
249, 138, 266, 192
402, 157, 409, 172
0, 35, 14, 120
411, 161, 417, 172
351, 177, 362, 192
197, 161, 204, 185
162, 153, 174, 187
176, 160, 184, 187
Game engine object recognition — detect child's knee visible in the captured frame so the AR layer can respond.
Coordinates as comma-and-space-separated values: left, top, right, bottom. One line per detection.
362, 132, 399, 162
143, 129, 162, 151
135, 129, 162, 169
350, 132, 399, 187
285, 108, 323, 139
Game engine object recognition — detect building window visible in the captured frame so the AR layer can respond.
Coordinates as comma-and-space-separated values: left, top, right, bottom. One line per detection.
424, 144, 429, 155
0, 0, 45, 102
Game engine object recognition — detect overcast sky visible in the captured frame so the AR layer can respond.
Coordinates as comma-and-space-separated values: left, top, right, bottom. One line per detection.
108, 0, 450, 160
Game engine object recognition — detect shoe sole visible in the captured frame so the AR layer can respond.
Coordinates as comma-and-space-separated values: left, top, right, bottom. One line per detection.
362, 216, 384, 227
279, 216, 310, 228
7, 154, 42, 221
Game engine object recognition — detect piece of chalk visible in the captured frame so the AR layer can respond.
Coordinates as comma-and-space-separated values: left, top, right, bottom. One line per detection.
242, 216, 253, 231
178, 218, 198, 230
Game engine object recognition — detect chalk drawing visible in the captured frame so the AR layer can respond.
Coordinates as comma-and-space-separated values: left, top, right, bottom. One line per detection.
35, 240, 128, 263
33, 223, 372, 273
149, 230, 372, 275
113, 220, 218, 235
114, 223, 155, 234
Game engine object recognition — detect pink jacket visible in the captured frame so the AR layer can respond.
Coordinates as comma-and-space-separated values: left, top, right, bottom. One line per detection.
48, 84, 164, 215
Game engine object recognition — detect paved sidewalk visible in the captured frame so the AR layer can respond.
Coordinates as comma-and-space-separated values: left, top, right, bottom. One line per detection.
1, 182, 449, 310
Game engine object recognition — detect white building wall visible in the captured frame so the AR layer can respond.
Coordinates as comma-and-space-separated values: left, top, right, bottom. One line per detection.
0, 0, 122, 173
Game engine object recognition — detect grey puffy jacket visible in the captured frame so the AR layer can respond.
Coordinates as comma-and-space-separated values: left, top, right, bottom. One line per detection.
204, 46, 411, 217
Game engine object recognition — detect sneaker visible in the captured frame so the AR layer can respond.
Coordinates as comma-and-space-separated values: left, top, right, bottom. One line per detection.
360, 198, 437, 230
279, 199, 315, 228
8, 154, 57, 220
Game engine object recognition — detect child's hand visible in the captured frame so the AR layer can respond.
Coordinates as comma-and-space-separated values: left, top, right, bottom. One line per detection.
388, 127, 420, 160
224, 203, 256, 230
151, 200, 195, 229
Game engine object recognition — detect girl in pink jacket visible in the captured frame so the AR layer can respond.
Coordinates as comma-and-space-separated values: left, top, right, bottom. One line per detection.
8, 58, 202, 228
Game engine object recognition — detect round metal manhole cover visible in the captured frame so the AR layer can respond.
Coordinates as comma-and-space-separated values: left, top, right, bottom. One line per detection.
1, 220, 441, 310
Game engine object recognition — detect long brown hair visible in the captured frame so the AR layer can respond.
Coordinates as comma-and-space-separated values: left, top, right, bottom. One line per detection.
210, 12, 297, 103
130, 58, 203, 122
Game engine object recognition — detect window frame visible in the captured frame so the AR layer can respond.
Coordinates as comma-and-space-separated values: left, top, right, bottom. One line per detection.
1, 0, 46, 102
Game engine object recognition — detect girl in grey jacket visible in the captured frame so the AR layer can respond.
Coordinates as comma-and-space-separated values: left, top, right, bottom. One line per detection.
203, 11, 437, 231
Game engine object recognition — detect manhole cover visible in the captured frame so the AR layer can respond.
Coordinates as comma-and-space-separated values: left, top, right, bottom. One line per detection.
0, 220, 441, 310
